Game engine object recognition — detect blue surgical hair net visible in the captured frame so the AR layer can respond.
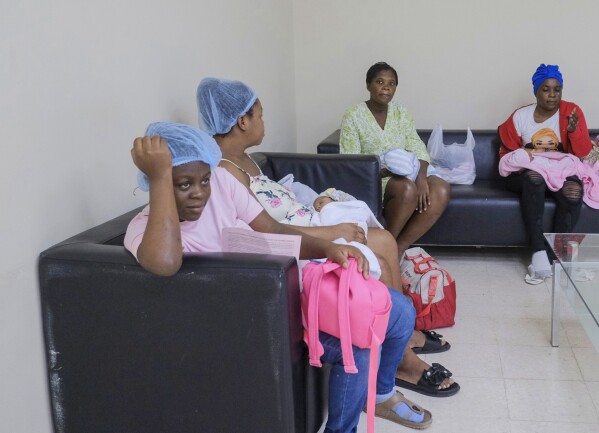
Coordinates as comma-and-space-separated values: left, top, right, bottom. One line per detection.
197, 77, 258, 136
137, 121, 222, 192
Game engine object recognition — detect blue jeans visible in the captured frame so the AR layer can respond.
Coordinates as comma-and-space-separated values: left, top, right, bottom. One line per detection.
320, 288, 415, 433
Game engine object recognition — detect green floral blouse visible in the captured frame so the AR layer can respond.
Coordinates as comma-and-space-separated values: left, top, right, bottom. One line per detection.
339, 101, 430, 191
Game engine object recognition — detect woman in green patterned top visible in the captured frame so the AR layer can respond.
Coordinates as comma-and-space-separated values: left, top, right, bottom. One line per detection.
340, 62, 451, 259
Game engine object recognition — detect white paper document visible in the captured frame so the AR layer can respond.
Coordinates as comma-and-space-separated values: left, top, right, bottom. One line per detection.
222, 228, 301, 261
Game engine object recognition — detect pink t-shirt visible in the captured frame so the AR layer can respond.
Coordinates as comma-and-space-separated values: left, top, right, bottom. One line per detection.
124, 167, 264, 258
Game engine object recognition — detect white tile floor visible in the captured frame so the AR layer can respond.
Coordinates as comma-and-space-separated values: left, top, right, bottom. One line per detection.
353, 247, 599, 432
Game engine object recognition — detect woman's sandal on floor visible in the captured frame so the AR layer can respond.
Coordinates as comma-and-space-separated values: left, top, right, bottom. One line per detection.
395, 363, 460, 398
412, 330, 451, 355
373, 391, 432, 429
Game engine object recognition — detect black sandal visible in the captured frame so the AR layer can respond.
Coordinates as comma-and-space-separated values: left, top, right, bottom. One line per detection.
412, 330, 451, 355
395, 363, 460, 398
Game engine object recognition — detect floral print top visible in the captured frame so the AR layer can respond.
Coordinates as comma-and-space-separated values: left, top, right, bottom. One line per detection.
221, 158, 315, 226
339, 101, 430, 191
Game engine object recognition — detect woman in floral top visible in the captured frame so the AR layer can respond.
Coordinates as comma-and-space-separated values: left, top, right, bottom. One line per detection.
340, 62, 451, 259
195, 77, 460, 404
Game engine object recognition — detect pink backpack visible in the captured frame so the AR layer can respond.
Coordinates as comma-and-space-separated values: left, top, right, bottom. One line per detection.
301, 258, 391, 433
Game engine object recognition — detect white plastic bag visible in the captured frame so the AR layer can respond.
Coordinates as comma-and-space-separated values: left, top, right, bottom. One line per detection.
427, 125, 476, 185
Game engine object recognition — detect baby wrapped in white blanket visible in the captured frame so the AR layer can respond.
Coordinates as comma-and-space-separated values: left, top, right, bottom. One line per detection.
312, 188, 384, 280
277, 175, 384, 279
312, 188, 383, 236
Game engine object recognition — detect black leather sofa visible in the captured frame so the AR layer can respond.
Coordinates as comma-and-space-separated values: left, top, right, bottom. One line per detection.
317, 129, 599, 246
38, 152, 381, 433
40, 140, 599, 432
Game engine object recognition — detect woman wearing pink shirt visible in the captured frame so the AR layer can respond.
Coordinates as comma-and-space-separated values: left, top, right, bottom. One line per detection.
124, 122, 433, 433
196, 77, 461, 402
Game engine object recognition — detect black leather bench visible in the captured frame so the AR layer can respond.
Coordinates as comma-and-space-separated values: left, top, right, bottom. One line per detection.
317, 129, 599, 246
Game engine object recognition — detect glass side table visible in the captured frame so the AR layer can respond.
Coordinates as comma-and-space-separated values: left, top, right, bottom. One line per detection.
545, 233, 599, 350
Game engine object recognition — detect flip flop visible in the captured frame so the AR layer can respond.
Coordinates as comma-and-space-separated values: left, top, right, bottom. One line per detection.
525, 264, 547, 285
373, 391, 432, 429
412, 330, 451, 355
395, 363, 460, 398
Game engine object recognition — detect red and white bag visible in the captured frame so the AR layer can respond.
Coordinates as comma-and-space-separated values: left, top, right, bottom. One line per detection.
401, 247, 457, 331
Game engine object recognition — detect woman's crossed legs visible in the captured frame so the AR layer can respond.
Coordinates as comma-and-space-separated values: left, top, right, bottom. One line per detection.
383, 176, 451, 259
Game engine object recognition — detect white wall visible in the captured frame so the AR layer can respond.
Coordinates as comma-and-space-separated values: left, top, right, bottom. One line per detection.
0, 1, 295, 431
293, 0, 599, 152
5, 1, 599, 431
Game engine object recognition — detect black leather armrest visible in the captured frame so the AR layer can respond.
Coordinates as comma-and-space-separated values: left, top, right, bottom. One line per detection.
316, 130, 341, 154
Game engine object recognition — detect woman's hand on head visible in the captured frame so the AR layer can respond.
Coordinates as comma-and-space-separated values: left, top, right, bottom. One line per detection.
333, 223, 366, 244
133, 136, 182, 277
324, 243, 370, 279
567, 107, 578, 132
132, 135, 173, 182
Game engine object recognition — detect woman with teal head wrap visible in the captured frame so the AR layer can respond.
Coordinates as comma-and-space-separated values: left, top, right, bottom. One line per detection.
498, 63, 592, 283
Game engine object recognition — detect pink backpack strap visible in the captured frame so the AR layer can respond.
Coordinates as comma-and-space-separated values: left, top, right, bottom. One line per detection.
337, 260, 358, 374
306, 261, 342, 367
366, 327, 383, 433
348, 266, 384, 433
306, 263, 324, 368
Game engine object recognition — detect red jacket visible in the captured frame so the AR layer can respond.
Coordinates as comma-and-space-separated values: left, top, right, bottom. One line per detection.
498, 100, 592, 158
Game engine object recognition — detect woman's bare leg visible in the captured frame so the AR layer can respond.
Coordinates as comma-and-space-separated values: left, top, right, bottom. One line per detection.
394, 176, 451, 258
375, 253, 394, 288
383, 177, 418, 239
367, 228, 401, 289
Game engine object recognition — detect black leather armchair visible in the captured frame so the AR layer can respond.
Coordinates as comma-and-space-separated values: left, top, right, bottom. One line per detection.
38, 151, 380, 433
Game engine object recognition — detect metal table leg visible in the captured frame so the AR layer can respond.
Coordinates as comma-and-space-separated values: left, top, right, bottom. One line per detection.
551, 260, 561, 347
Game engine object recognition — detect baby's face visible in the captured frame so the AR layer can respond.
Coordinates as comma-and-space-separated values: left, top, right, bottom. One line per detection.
313, 196, 334, 212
